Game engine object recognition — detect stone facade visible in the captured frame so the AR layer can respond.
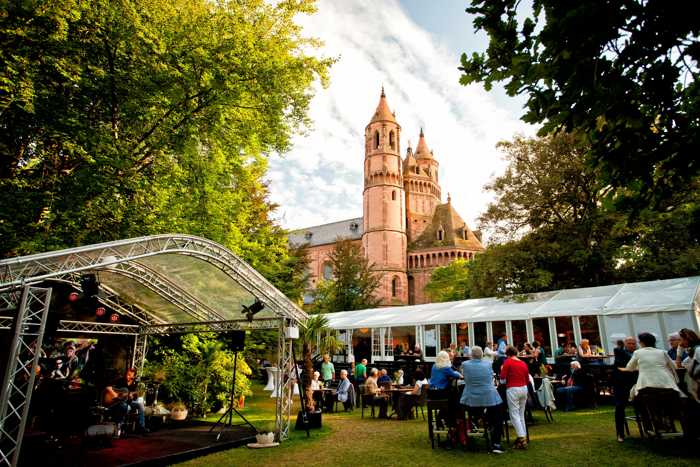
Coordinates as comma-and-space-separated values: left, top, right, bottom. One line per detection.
289, 89, 484, 306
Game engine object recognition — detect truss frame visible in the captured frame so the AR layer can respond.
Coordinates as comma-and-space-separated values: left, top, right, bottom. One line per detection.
0, 286, 52, 467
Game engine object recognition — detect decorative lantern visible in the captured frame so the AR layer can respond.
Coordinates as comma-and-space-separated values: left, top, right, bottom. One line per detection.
68, 292, 80, 302
95, 306, 106, 317
109, 313, 119, 323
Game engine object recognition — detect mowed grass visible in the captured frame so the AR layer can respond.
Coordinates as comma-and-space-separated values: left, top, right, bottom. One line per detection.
181, 383, 699, 467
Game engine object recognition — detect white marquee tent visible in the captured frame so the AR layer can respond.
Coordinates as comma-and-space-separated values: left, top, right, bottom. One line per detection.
324, 276, 700, 363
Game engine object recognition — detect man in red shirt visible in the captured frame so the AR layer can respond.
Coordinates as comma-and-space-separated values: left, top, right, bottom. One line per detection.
499, 346, 530, 449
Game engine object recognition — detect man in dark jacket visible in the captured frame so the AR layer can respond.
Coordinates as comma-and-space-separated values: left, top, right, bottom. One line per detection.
613, 337, 638, 442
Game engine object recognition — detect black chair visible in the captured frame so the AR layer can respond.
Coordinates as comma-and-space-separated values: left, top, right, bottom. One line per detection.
427, 398, 450, 449
632, 387, 686, 439
413, 384, 429, 420
359, 385, 375, 418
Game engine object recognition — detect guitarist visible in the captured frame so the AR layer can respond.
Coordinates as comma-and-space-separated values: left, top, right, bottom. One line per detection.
103, 368, 147, 434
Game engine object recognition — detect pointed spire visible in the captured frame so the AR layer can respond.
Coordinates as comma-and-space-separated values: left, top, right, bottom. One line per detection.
415, 127, 432, 159
447, 193, 452, 204
369, 85, 396, 124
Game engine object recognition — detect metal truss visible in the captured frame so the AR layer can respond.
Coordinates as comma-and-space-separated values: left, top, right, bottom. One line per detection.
0, 234, 307, 325
56, 320, 140, 335
132, 334, 148, 374
0, 286, 52, 467
275, 319, 294, 441
0, 317, 12, 331
60, 276, 159, 326
141, 318, 279, 335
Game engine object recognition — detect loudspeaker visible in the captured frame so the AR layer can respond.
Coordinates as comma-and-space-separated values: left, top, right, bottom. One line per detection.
228, 330, 245, 352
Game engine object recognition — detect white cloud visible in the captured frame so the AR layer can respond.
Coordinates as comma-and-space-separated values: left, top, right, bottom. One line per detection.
268, 0, 536, 232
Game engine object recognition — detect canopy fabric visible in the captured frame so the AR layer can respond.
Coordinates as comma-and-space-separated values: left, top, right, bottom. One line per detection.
0, 234, 306, 327
325, 276, 700, 329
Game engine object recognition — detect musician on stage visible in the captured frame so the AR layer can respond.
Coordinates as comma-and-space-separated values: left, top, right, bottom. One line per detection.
103, 367, 147, 434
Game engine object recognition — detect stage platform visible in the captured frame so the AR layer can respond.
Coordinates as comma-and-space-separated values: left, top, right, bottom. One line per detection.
21, 420, 257, 467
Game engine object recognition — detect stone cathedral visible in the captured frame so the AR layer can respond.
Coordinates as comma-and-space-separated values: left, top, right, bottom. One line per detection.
289, 88, 484, 306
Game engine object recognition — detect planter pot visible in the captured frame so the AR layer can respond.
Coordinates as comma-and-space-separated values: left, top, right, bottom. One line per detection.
255, 432, 275, 445
295, 410, 322, 430
170, 407, 188, 421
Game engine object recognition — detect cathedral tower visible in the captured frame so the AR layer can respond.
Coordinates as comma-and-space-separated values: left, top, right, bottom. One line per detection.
404, 128, 441, 241
362, 88, 408, 305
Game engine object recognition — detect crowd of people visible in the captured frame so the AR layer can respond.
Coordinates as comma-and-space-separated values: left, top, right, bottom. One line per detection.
311, 326, 700, 454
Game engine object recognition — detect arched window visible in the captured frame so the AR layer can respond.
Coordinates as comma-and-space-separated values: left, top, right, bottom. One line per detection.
322, 262, 333, 280
391, 276, 399, 297
437, 228, 444, 241
415, 166, 420, 175
389, 130, 395, 149
391, 190, 396, 201
374, 131, 380, 149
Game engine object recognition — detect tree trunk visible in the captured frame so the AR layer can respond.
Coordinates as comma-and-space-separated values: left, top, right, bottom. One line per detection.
302, 342, 315, 411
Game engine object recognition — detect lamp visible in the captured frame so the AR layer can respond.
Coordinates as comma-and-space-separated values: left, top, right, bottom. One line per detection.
241, 299, 265, 322
68, 292, 80, 302
109, 313, 119, 323
95, 306, 106, 317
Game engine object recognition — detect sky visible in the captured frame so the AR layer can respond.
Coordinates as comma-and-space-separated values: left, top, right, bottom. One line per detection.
267, 0, 535, 235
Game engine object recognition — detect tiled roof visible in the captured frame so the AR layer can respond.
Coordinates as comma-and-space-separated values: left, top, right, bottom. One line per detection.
288, 217, 363, 247
369, 87, 397, 124
409, 202, 484, 251
414, 128, 432, 159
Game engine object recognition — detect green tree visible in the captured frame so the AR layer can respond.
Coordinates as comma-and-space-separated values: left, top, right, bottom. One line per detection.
466, 133, 626, 297
424, 259, 471, 302
0, 0, 331, 264
311, 239, 382, 313
460, 1, 699, 208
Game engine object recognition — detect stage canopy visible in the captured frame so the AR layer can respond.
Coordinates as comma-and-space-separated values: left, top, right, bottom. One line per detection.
0, 234, 307, 331
324, 276, 700, 329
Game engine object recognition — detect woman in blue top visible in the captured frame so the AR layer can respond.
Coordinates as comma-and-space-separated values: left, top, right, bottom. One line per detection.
430, 351, 462, 390
460, 346, 504, 454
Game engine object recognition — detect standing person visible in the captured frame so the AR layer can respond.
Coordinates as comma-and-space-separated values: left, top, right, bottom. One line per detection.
500, 346, 529, 449
495, 334, 507, 374
679, 328, 700, 401
613, 337, 638, 442
460, 346, 504, 454
355, 358, 367, 384
320, 354, 335, 385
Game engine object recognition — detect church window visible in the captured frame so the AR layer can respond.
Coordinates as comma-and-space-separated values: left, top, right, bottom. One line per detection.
463, 229, 468, 240
391, 190, 396, 201
322, 262, 333, 280
391, 276, 399, 297
415, 166, 420, 175
437, 228, 444, 241
389, 131, 395, 149
374, 131, 380, 149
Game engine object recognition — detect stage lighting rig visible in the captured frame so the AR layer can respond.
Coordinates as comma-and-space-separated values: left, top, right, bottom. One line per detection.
241, 299, 265, 322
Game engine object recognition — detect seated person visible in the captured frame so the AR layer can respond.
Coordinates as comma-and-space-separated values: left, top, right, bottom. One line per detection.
335, 369, 354, 411
103, 368, 147, 433
461, 342, 471, 358
410, 369, 430, 395
555, 361, 587, 411
364, 368, 389, 418
460, 346, 504, 454
413, 344, 423, 361
310, 371, 321, 391
621, 332, 682, 400
667, 332, 688, 367
377, 368, 392, 385
429, 351, 463, 398
396, 369, 404, 385
578, 339, 593, 357
483, 342, 495, 362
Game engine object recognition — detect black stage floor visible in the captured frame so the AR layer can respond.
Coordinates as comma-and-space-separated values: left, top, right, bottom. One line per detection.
21, 421, 256, 467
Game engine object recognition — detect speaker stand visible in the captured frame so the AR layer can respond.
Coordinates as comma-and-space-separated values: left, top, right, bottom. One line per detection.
209, 352, 256, 440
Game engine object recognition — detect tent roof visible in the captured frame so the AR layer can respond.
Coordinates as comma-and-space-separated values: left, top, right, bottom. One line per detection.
0, 235, 306, 328
325, 276, 700, 329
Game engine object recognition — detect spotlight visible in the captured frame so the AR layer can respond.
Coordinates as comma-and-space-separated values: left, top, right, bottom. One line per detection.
68, 292, 80, 302
95, 306, 106, 317
241, 299, 265, 322
109, 313, 119, 323
80, 274, 99, 298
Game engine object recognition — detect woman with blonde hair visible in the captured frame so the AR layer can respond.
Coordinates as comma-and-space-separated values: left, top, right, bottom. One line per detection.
429, 351, 462, 394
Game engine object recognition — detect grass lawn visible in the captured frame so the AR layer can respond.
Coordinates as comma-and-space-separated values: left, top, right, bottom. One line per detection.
180, 383, 698, 467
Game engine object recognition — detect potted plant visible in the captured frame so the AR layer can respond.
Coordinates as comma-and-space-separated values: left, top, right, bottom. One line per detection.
255, 422, 277, 445
170, 402, 188, 421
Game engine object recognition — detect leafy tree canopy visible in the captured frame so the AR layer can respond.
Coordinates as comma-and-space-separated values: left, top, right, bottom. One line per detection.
424, 259, 471, 302
0, 0, 331, 295
460, 0, 699, 209
311, 239, 381, 313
